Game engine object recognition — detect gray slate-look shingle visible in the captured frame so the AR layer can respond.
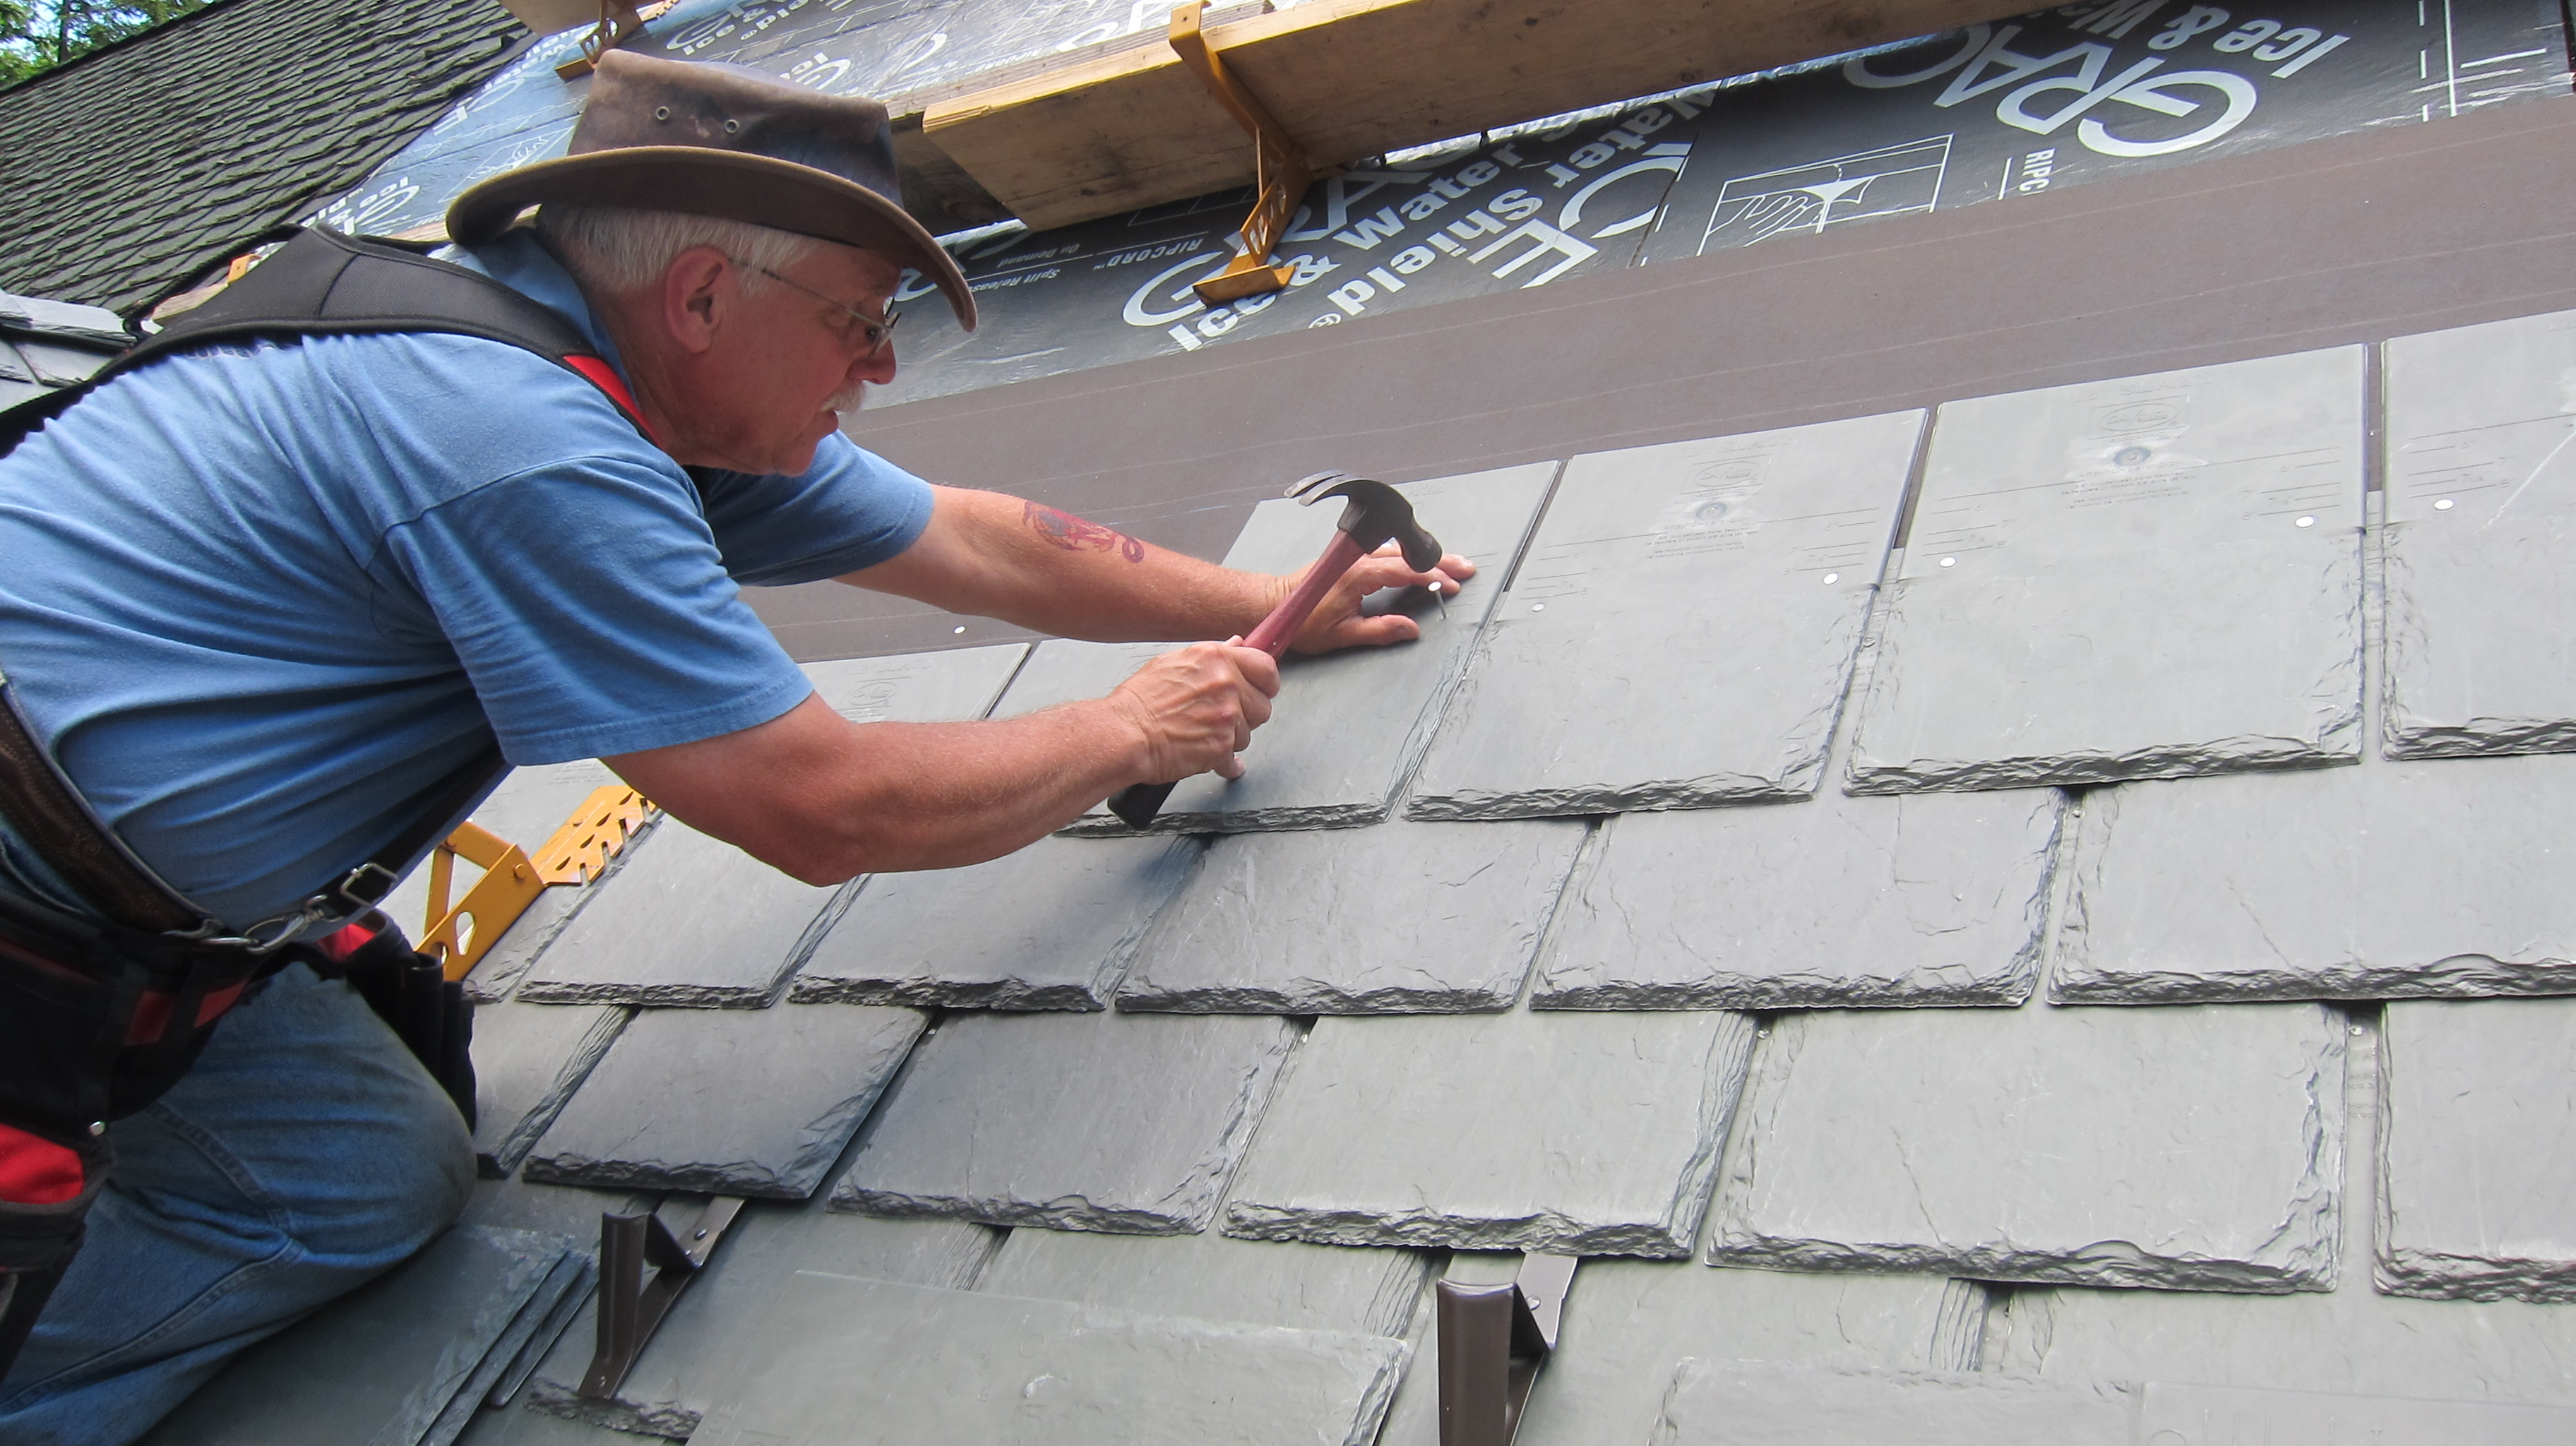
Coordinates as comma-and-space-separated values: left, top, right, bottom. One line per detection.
522, 1002, 924, 1198
1116, 817, 1590, 1013
515, 647, 1022, 1005
2376, 996, 2576, 1301
376, 756, 634, 1003
1978, 1006, 2576, 1397
792, 833, 1201, 1010
2382, 306, 2576, 757
1407, 411, 1920, 818
511, 818, 845, 1006
1648, 1361, 2138, 1445
1708, 1002, 2347, 1291
993, 462, 1557, 834
1224, 1009, 1757, 1257
1533, 787, 2065, 1010
681, 1271, 1406, 1446
0, 0, 526, 311
1998, 1274, 2576, 1411
2053, 753, 2576, 1004
424, 1250, 593, 1446
138, 1226, 575, 1446
1847, 348, 2367, 794
832, 1009, 1298, 1233
973, 1226, 1429, 1339
1375, 1262, 1965, 1446
467, 1000, 628, 1179
527, 1202, 995, 1438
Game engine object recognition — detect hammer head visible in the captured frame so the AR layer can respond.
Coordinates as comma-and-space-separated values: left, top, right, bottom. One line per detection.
1285, 472, 1443, 573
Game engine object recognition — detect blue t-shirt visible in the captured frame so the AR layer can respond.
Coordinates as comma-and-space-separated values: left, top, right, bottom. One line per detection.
0, 232, 932, 928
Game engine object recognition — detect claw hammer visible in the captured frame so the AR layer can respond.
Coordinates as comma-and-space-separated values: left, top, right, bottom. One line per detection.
1106, 472, 1443, 829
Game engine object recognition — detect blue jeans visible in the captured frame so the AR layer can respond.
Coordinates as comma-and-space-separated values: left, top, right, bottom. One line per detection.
0, 964, 474, 1445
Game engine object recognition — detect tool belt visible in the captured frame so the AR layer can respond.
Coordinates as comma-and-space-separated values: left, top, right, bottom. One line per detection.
0, 679, 494, 1373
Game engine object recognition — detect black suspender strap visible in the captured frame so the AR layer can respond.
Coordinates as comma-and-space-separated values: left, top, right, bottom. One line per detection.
0, 223, 634, 943
0, 679, 198, 936
1, 226, 655, 461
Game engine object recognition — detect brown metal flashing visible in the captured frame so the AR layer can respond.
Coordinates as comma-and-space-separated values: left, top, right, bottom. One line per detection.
578, 1195, 744, 1400
1437, 1253, 1575, 1446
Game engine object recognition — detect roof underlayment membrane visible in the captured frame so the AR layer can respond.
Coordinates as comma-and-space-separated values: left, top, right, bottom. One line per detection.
26, 0, 2576, 1441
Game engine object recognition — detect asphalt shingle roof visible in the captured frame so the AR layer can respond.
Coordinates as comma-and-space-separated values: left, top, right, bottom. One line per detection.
0, 0, 526, 313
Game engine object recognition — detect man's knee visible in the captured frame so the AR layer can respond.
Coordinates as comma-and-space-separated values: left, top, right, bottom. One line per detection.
130, 964, 473, 1269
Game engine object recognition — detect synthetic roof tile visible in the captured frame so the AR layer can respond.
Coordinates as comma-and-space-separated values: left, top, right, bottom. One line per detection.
1408, 412, 1921, 818
523, 1002, 924, 1198
830, 1010, 1296, 1233
511, 819, 844, 1006
1533, 786, 2065, 1010
1429, 1265, 1967, 1446
2377, 996, 2576, 1302
526, 1202, 994, 1438
1997, 1274, 2576, 1409
1652, 1361, 2137, 1445
136, 1225, 579, 1446
467, 1000, 628, 1179
1847, 348, 2368, 794
511, 650, 1021, 1006
461, 886, 604, 1006
677, 1271, 1404, 1446
2053, 753, 2576, 1004
973, 1226, 1428, 1339
1223, 1009, 1755, 1257
382, 755, 630, 991
1708, 1001, 2347, 1291
802, 643, 1028, 723
994, 463, 1557, 834
0, 288, 128, 345
2382, 307, 2576, 757
792, 832, 1200, 1010
1116, 817, 1589, 1014
11, 337, 114, 386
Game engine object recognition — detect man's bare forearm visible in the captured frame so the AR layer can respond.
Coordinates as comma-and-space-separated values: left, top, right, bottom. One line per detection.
612, 693, 1148, 882
845, 485, 1284, 642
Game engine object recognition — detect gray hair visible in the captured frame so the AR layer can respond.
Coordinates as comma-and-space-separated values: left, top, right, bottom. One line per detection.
535, 205, 816, 296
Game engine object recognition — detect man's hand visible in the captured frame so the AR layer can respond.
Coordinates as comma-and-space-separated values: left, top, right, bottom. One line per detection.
1107, 640, 1281, 782
1282, 542, 1479, 654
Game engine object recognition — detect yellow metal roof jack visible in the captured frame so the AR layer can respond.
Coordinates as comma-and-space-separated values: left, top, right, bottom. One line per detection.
1167, 0, 1314, 306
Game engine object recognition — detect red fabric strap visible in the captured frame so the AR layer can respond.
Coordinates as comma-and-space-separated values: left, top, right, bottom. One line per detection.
313, 919, 378, 964
561, 354, 667, 450
0, 1122, 84, 1205
124, 979, 249, 1047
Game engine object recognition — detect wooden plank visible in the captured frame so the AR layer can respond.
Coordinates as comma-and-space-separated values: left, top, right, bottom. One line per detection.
925, 0, 2029, 232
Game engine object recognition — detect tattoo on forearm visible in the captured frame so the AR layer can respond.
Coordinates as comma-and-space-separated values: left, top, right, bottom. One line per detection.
1024, 501, 1146, 562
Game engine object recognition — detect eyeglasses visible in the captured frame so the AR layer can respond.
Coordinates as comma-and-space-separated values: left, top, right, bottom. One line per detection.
729, 256, 900, 359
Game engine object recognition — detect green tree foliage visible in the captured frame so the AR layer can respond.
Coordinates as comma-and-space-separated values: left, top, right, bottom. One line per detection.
1, 1, 213, 87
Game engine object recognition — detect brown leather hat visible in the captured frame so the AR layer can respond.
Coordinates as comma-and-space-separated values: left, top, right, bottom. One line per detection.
447, 51, 975, 330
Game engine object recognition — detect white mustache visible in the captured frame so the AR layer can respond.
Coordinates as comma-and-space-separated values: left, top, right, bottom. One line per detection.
825, 380, 871, 415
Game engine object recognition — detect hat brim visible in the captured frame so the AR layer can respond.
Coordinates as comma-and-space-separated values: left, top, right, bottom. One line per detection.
446, 148, 977, 333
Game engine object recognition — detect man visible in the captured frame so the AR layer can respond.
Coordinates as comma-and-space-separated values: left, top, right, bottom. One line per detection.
0, 52, 1469, 1444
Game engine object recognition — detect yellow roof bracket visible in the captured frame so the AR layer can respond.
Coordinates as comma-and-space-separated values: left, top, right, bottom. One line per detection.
419, 820, 547, 982
1168, 1, 1311, 307
554, 1, 677, 81
530, 785, 660, 887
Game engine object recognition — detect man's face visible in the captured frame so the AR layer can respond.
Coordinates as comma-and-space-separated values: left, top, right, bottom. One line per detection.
694, 241, 905, 475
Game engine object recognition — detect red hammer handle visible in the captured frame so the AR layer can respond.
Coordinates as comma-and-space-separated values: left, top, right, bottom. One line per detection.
1104, 530, 1376, 830
1244, 530, 1371, 657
